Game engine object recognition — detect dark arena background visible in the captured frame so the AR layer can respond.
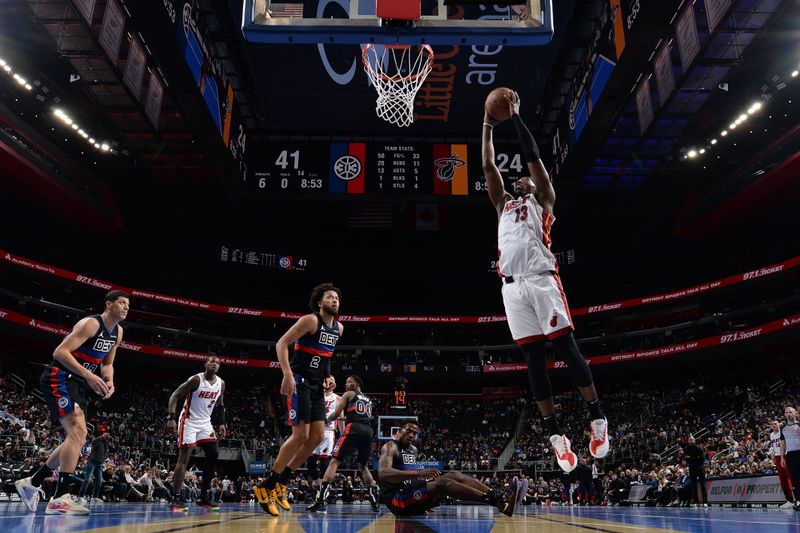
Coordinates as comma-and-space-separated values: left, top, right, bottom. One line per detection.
1, 0, 799, 531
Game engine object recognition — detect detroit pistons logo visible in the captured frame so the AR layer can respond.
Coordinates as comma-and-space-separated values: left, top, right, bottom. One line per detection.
58, 397, 69, 408
289, 409, 297, 420
333, 155, 361, 181
413, 490, 423, 500
434, 156, 465, 182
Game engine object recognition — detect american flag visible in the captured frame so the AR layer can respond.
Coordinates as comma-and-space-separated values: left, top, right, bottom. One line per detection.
347, 203, 394, 229
269, 2, 304, 18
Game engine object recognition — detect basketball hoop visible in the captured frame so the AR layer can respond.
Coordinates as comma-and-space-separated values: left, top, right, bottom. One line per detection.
362, 44, 434, 128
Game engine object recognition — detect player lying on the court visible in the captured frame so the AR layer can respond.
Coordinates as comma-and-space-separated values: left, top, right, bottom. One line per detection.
378, 419, 527, 516
482, 89, 610, 473
166, 356, 226, 511
16, 290, 128, 515
255, 283, 343, 516
307, 375, 379, 512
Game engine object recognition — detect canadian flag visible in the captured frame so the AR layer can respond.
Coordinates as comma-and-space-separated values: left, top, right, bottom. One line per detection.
406, 203, 446, 232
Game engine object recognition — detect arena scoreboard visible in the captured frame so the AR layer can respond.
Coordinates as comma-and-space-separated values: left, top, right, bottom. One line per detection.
390, 375, 409, 413
246, 141, 526, 196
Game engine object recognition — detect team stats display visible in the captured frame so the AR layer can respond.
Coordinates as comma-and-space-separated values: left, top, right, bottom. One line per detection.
247, 141, 526, 197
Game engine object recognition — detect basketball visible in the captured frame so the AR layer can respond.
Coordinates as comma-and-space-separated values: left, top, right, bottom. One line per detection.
485, 87, 514, 123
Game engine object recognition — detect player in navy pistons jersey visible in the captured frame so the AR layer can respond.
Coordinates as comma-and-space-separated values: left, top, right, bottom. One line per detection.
307, 375, 379, 512
378, 419, 526, 516
15, 290, 128, 516
255, 283, 342, 516
166, 356, 227, 511
482, 90, 609, 474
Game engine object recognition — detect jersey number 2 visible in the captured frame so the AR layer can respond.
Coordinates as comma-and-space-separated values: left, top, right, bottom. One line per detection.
310, 356, 320, 368
514, 205, 529, 223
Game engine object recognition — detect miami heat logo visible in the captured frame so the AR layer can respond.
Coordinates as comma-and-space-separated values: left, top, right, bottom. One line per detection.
434, 156, 465, 182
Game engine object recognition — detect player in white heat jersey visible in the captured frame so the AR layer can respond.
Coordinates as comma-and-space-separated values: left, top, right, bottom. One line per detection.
166, 356, 226, 511
769, 419, 795, 507
307, 377, 344, 489
482, 90, 609, 474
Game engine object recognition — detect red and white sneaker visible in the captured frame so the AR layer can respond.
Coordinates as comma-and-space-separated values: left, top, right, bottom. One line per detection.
45, 494, 90, 515
550, 434, 578, 473
589, 418, 610, 459
15, 477, 45, 512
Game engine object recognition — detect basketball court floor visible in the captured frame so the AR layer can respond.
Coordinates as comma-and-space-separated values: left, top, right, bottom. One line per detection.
0, 502, 798, 532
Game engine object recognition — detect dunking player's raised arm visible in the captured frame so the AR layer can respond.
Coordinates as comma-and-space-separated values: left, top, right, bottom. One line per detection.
506, 91, 555, 213
481, 112, 511, 215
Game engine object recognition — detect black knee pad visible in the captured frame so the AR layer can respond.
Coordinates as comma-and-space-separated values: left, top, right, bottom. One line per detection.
520, 342, 553, 401
551, 332, 593, 388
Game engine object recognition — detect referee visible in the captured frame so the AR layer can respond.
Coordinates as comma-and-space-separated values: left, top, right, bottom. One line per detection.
780, 406, 800, 511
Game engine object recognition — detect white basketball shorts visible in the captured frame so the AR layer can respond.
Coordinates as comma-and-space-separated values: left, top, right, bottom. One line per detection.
178, 417, 217, 448
313, 430, 336, 458
501, 271, 574, 344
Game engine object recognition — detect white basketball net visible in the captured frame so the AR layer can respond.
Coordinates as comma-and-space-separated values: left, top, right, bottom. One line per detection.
362, 44, 434, 128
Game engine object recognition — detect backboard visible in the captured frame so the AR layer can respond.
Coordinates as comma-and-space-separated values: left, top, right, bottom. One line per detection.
242, 0, 554, 46
377, 415, 419, 441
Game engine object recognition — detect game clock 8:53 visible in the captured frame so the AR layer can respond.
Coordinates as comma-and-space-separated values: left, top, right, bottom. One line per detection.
251, 144, 327, 192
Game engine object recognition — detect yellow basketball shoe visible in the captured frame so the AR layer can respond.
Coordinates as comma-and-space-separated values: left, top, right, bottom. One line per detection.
275, 483, 292, 511
255, 486, 279, 516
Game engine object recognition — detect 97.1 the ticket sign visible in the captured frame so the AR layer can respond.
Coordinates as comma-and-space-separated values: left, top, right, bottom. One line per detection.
246, 141, 525, 197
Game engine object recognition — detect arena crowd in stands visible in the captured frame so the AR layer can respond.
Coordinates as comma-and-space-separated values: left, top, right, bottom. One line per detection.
0, 365, 797, 507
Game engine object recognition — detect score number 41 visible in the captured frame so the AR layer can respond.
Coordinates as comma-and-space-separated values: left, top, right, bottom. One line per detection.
257, 150, 320, 189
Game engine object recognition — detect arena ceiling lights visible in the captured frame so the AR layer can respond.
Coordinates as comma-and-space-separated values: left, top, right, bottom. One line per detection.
1, 54, 113, 155
0, 58, 32, 91
52, 108, 111, 153
682, 65, 798, 161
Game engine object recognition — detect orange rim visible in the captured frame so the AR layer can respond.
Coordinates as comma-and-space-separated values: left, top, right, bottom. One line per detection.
362, 44, 434, 83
